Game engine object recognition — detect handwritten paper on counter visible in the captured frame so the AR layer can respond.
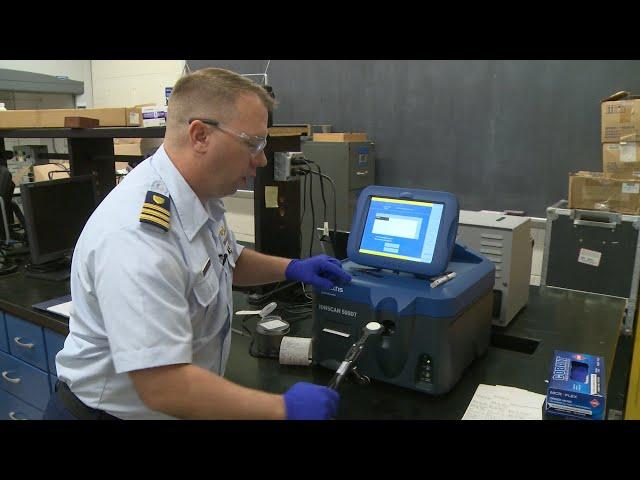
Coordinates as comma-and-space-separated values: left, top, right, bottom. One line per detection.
462, 384, 546, 420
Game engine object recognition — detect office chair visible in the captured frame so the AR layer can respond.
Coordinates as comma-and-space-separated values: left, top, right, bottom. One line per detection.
0, 166, 26, 242
0, 167, 20, 274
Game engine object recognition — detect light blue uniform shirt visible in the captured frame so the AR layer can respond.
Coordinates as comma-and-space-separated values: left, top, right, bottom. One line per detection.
56, 144, 244, 420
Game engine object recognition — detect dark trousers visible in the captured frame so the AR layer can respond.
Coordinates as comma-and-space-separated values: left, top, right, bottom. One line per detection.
43, 381, 120, 420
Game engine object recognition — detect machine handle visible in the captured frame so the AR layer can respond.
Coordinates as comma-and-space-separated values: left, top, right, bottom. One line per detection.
573, 219, 617, 229
328, 322, 382, 391
9, 411, 27, 421
2, 371, 21, 384
549, 199, 568, 210
328, 360, 350, 390
13, 337, 34, 349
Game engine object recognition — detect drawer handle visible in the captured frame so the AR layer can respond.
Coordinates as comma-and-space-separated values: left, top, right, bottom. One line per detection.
356, 171, 369, 176
13, 337, 34, 349
9, 411, 27, 421
1, 371, 21, 384
573, 219, 617, 229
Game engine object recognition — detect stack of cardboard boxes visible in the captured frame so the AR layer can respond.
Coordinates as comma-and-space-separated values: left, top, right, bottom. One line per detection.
0, 107, 144, 129
112, 103, 164, 158
113, 137, 163, 157
569, 92, 640, 214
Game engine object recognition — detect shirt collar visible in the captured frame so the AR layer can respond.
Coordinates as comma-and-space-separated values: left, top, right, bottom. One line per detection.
150, 144, 226, 241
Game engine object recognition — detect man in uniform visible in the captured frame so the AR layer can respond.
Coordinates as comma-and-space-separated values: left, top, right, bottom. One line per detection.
43, 67, 350, 420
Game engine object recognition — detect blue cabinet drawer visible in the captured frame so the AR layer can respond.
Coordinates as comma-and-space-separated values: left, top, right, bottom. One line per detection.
0, 313, 7, 353
0, 351, 50, 411
44, 329, 66, 375
0, 388, 42, 420
5, 314, 47, 371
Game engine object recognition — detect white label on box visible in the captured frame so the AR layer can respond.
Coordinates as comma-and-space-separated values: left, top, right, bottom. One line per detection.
620, 143, 637, 163
129, 112, 140, 124
259, 319, 288, 331
622, 183, 640, 194
578, 248, 602, 267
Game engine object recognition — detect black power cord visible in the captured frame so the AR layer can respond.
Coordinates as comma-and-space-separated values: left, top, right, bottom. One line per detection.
45, 162, 71, 181
293, 164, 338, 256
307, 161, 328, 242
307, 169, 337, 254
298, 169, 309, 242
247, 279, 307, 306
301, 159, 316, 257
238, 295, 313, 359
292, 157, 331, 257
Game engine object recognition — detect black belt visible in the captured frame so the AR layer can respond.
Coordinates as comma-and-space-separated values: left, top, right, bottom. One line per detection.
55, 381, 120, 421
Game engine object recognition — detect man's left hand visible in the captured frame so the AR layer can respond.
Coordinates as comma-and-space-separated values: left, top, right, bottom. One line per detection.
285, 254, 352, 290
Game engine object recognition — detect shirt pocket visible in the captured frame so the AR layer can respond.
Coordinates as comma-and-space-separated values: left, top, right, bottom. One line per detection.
192, 268, 219, 309
226, 252, 236, 272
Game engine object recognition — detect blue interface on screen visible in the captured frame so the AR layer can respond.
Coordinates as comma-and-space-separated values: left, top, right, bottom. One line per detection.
358, 196, 444, 264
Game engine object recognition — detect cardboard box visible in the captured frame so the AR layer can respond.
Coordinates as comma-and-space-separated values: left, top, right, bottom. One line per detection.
603, 142, 640, 178
64, 116, 99, 128
569, 171, 640, 214
0, 107, 143, 129
114, 143, 143, 156
113, 138, 140, 145
141, 105, 167, 127
313, 132, 367, 142
545, 351, 605, 420
113, 138, 163, 156
268, 125, 311, 137
33, 162, 70, 182
601, 92, 640, 142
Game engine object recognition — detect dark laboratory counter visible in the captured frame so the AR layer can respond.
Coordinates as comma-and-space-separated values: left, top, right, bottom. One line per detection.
226, 286, 629, 420
0, 260, 70, 335
0, 261, 629, 419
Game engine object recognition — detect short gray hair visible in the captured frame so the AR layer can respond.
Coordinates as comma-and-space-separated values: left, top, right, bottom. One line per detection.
167, 67, 275, 127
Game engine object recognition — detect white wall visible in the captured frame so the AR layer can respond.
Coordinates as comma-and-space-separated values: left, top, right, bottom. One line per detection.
0, 61, 92, 154
223, 191, 254, 243
0, 60, 185, 108
91, 60, 185, 108
0, 60, 92, 107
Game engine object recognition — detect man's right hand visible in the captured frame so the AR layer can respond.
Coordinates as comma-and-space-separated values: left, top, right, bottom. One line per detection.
283, 382, 339, 420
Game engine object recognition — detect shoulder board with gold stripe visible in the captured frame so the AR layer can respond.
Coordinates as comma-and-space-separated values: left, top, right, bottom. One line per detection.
140, 191, 171, 232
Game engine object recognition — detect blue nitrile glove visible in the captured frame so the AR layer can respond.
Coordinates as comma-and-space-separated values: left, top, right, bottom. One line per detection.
285, 254, 352, 290
283, 382, 340, 420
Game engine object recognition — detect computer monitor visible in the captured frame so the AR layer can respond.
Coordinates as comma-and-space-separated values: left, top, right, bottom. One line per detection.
347, 186, 459, 277
20, 175, 97, 266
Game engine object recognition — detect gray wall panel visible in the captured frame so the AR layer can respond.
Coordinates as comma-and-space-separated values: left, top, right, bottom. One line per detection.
187, 60, 640, 216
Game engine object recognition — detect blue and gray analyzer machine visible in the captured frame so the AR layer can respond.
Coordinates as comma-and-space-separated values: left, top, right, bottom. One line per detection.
311, 186, 496, 395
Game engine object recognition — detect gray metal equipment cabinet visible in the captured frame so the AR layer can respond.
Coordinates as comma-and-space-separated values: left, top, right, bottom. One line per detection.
541, 200, 640, 335
457, 211, 533, 327
300, 140, 375, 257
